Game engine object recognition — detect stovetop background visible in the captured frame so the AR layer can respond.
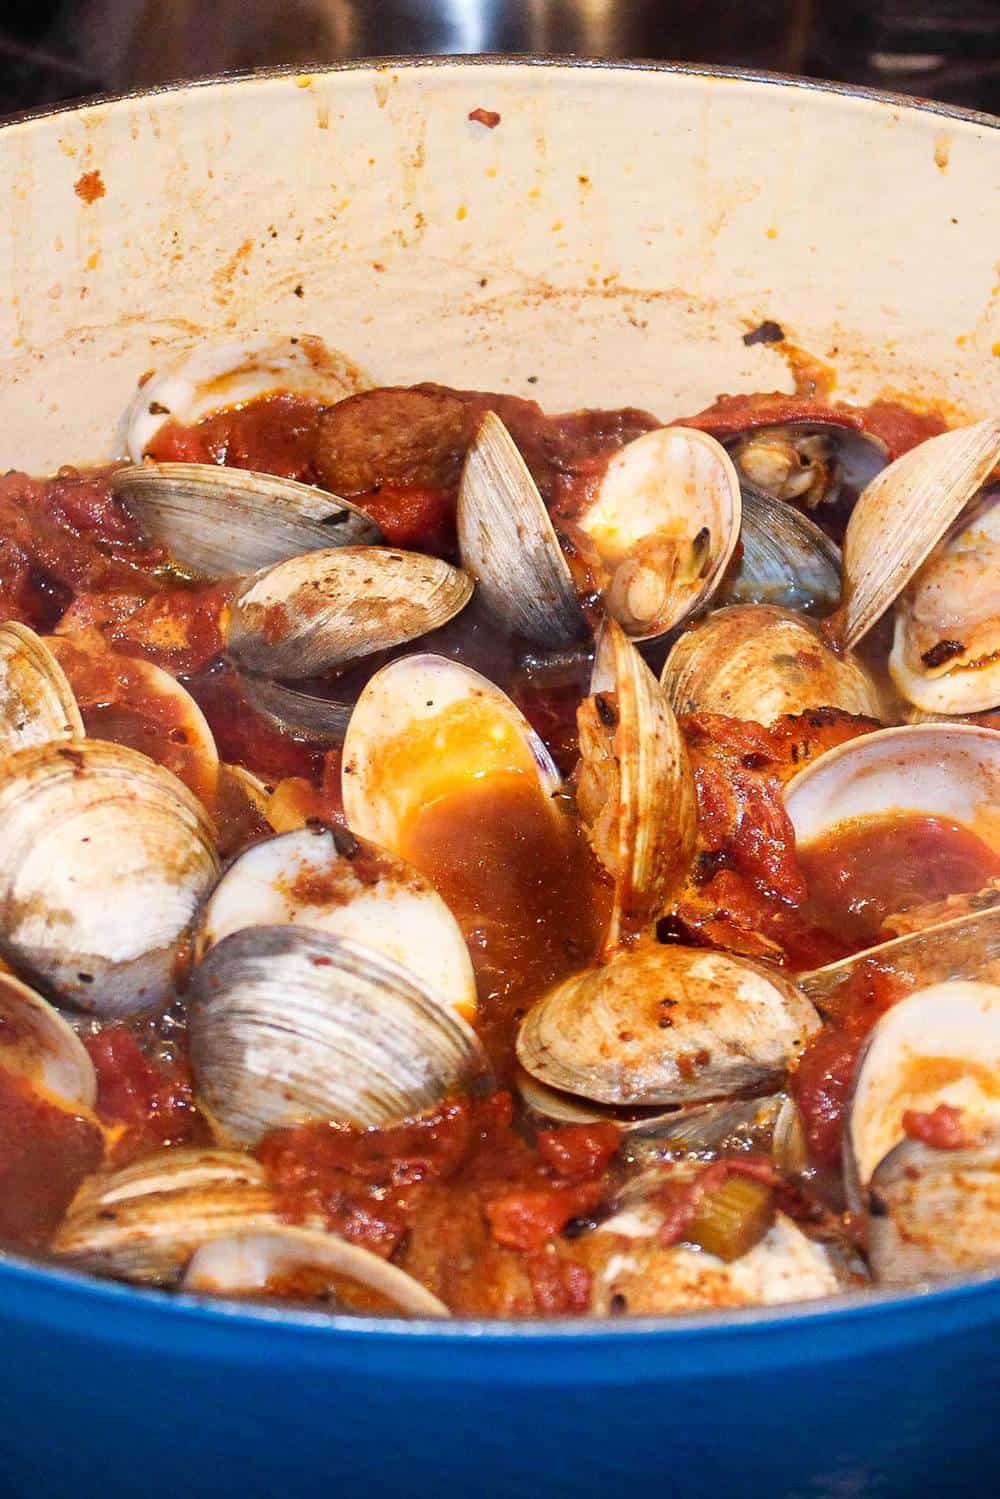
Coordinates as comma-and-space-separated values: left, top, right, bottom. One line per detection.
1, 0, 997, 119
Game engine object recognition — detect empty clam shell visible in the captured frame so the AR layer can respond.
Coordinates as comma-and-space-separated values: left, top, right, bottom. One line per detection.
457, 411, 588, 647
586, 1211, 840, 1316
181, 1225, 450, 1318
838, 418, 1000, 649
723, 484, 842, 614
661, 605, 885, 725
197, 825, 477, 1014
189, 925, 491, 1145
783, 723, 1000, 851
576, 620, 696, 945
845, 980, 1000, 1210
889, 488, 1000, 715
224, 547, 473, 679
123, 333, 369, 462
0, 622, 83, 758
574, 426, 742, 640
0, 971, 96, 1110
53, 1147, 281, 1284
867, 1129, 1000, 1285
342, 653, 561, 855
725, 421, 888, 510
112, 463, 379, 579
0, 740, 220, 1015
517, 943, 820, 1107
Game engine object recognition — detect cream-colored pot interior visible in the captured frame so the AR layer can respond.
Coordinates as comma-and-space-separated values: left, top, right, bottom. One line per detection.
0, 61, 996, 473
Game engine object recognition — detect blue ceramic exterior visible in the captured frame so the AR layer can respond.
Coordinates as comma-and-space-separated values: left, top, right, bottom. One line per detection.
0, 1251, 997, 1498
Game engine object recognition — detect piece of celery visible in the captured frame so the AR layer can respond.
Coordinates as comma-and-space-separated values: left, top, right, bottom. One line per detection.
687, 1175, 775, 1261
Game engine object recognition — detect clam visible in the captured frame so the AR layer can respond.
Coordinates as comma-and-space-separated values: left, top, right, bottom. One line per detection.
0, 622, 83, 758
123, 333, 368, 462
235, 673, 351, 744
0, 971, 97, 1110
723, 484, 842, 614
576, 620, 697, 945
53, 1147, 282, 1284
342, 653, 561, 855
457, 411, 588, 646
867, 1129, 1000, 1285
0, 740, 219, 1015
49, 635, 220, 807
889, 488, 1000, 715
188, 925, 491, 1145
181, 1225, 450, 1318
111, 463, 379, 579
838, 418, 1000, 649
844, 980, 1000, 1209
197, 824, 477, 1015
586, 1209, 841, 1316
223, 548, 473, 679
572, 426, 742, 640
661, 605, 885, 724
517, 943, 820, 1107
724, 421, 888, 511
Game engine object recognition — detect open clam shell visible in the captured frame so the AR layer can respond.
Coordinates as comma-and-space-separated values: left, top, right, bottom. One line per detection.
517, 943, 820, 1107
723, 484, 842, 614
224, 547, 473, 679
197, 825, 477, 1015
53, 1147, 282, 1284
457, 411, 588, 647
188, 925, 491, 1145
0, 971, 96, 1110
342, 653, 561, 855
112, 463, 379, 579
573, 426, 742, 641
181, 1225, 450, 1318
838, 418, 1000, 649
724, 420, 888, 511
661, 604, 885, 724
867, 1129, 1000, 1285
123, 333, 368, 462
844, 980, 1000, 1216
783, 723, 1000, 851
889, 488, 1000, 716
0, 740, 220, 1015
0, 622, 84, 759
235, 673, 352, 744
576, 620, 697, 946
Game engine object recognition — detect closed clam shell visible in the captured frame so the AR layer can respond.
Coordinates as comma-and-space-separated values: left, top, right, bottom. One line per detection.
889, 488, 1000, 715
0, 622, 83, 758
123, 333, 369, 462
723, 484, 841, 614
574, 426, 742, 640
844, 980, 1000, 1208
197, 824, 477, 1014
53, 1147, 281, 1284
457, 411, 588, 646
112, 462, 379, 579
516, 943, 820, 1106
224, 547, 473, 679
576, 620, 696, 945
342, 653, 561, 854
181, 1225, 450, 1318
661, 605, 885, 724
838, 418, 1000, 649
0, 970, 96, 1110
189, 925, 491, 1145
867, 1129, 1000, 1285
0, 740, 220, 1015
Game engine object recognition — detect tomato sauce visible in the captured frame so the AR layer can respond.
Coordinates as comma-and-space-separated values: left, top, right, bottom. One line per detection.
0, 1068, 104, 1249
797, 813, 1000, 950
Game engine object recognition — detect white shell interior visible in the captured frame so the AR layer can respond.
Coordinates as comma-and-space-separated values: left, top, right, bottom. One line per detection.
0, 63, 995, 472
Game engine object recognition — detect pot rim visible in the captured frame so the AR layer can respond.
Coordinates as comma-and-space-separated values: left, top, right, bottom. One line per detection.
0, 52, 996, 1343
2, 54, 998, 135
